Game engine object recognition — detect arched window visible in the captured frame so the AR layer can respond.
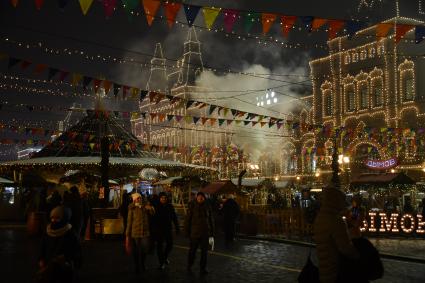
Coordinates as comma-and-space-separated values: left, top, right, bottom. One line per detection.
325, 91, 332, 116
347, 90, 355, 112
403, 76, 415, 101
373, 82, 383, 107
359, 84, 368, 109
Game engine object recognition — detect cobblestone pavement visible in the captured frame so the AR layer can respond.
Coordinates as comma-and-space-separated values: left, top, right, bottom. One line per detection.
1, 226, 424, 283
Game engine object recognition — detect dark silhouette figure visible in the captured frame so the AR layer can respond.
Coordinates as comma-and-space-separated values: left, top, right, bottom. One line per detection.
222, 195, 240, 246
64, 187, 83, 238
119, 189, 131, 236
184, 192, 214, 275
152, 192, 180, 269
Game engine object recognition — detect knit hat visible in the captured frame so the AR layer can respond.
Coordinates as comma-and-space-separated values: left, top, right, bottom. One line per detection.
50, 205, 72, 223
131, 192, 142, 201
196, 191, 206, 199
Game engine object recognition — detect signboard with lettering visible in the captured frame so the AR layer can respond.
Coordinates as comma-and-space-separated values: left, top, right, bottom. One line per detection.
365, 158, 398, 170
360, 211, 425, 235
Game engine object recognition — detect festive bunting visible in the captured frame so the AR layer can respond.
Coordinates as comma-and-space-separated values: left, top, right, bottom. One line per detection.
143, 0, 161, 25
164, 2, 181, 28
300, 16, 314, 31
122, 0, 139, 14
72, 73, 83, 86
79, 0, 94, 15
35, 0, 44, 10
59, 71, 69, 82
281, 15, 297, 37
48, 68, 59, 81
103, 80, 112, 94
113, 83, 121, 97
34, 64, 48, 75
93, 79, 101, 93
376, 23, 393, 38
11, 0, 18, 8
208, 105, 217, 115
262, 13, 277, 35
103, 0, 117, 18
82, 76, 92, 89
415, 26, 425, 44
328, 20, 345, 40
202, 7, 221, 29
223, 9, 239, 33
20, 60, 31, 70
183, 4, 201, 27
244, 12, 260, 32
140, 90, 148, 101
395, 24, 415, 44
311, 18, 327, 31
57, 0, 70, 9
122, 86, 130, 99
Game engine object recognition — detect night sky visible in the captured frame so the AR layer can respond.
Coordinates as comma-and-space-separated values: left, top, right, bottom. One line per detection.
0, 0, 423, 160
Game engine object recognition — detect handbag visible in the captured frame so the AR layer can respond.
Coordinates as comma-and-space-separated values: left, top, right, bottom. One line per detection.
298, 249, 320, 283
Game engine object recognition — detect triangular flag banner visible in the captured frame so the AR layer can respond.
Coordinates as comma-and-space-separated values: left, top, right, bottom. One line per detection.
164, 2, 181, 28
208, 105, 217, 115
243, 121, 251, 126
231, 109, 238, 117
113, 83, 121, 97
8, 57, 20, 69
140, 90, 148, 101
281, 15, 297, 37
226, 120, 233, 126
260, 122, 267, 127
244, 12, 259, 32
193, 117, 200, 124
186, 100, 195, 109
72, 73, 83, 86
223, 9, 239, 33
143, 0, 161, 25
175, 115, 183, 122
415, 26, 425, 44
58, 0, 70, 9
300, 16, 314, 31
48, 68, 59, 81
122, 0, 139, 14
167, 115, 174, 121
122, 86, 130, 99
395, 24, 414, 44
20, 61, 31, 69
183, 4, 201, 27
262, 13, 277, 35
11, 0, 18, 8
0, 53, 7, 61
35, 0, 44, 10
93, 79, 101, 93
376, 23, 393, 38
328, 20, 345, 40
103, 0, 117, 18
103, 81, 112, 94
218, 119, 225, 126
201, 117, 208, 125
202, 7, 221, 29
311, 18, 327, 31
346, 20, 364, 39
79, 0, 94, 15
59, 71, 69, 81
82, 76, 92, 89
34, 64, 48, 74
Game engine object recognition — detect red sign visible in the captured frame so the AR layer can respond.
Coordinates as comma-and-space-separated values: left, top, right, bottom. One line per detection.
365, 158, 398, 170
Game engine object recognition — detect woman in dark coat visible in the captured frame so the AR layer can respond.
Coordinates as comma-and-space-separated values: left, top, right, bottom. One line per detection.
39, 205, 80, 283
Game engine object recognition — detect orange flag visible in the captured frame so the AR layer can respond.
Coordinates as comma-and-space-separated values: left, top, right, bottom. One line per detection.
311, 18, 327, 31
395, 24, 414, 44
328, 20, 345, 40
164, 2, 181, 28
34, 64, 48, 74
11, 0, 18, 8
143, 0, 161, 26
281, 15, 297, 37
103, 81, 112, 94
262, 13, 277, 35
376, 23, 393, 38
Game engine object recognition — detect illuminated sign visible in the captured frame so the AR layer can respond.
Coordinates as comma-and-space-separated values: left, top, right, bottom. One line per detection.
360, 211, 425, 234
365, 158, 397, 170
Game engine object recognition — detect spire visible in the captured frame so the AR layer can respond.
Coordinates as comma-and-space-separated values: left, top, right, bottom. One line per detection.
179, 27, 204, 86
186, 26, 199, 42
146, 43, 167, 92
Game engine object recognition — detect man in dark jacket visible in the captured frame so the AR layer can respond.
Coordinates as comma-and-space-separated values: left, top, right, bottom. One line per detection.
119, 189, 131, 236
222, 194, 240, 246
184, 192, 214, 275
64, 187, 83, 238
152, 192, 180, 269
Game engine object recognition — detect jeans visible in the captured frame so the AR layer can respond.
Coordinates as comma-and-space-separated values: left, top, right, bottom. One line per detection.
132, 237, 150, 270
157, 232, 173, 265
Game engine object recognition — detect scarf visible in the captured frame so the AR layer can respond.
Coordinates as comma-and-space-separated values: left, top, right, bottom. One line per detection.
47, 223, 72, 237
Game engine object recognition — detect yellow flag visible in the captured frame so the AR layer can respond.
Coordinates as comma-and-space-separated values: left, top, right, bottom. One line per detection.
79, 0, 94, 15
0, 53, 7, 61
202, 7, 221, 29
131, 88, 139, 99
72, 73, 83, 86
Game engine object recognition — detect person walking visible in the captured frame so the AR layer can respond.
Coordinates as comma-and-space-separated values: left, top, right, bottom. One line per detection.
38, 205, 81, 283
119, 189, 131, 237
314, 186, 360, 283
184, 192, 214, 275
222, 194, 240, 246
64, 187, 83, 238
152, 192, 180, 269
126, 192, 155, 273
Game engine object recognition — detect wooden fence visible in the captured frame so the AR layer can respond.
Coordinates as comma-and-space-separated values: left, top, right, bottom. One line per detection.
239, 206, 313, 238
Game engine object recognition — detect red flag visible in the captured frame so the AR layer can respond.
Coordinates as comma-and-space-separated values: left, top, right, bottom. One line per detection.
143, 0, 161, 26
395, 24, 414, 44
281, 15, 297, 37
11, 0, 18, 8
35, 0, 44, 10
103, 81, 112, 94
34, 64, 47, 74
93, 79, 101, 93
20, 61, 31, 69
102, 0, 117, 18
376, 23, 393, 38
59, 71, 69, 81
311, 18, 327, 31
328, 20, 345, 40
164, 2, 181, 28
262, 13, 277, 35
